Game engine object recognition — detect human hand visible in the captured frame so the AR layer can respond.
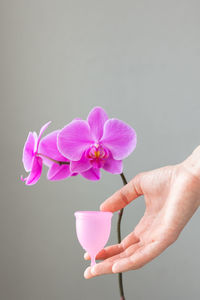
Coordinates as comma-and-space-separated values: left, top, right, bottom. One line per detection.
84, 150, 200, 279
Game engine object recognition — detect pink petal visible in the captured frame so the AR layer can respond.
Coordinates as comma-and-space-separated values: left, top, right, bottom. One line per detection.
36, 121, 51, 151
103, 155, 123, 174
70, 154, 91, 173
81, 167, 101, 181
58, 120, 94, 161
39, 130, 69, 166
87, 107, 108, 141
101, 119, 137, 160
33, 132, 38, 152
90, 159, 105, 169
47, 163, 71, 181
22, 132, 36, 172
25, 157, 43, 185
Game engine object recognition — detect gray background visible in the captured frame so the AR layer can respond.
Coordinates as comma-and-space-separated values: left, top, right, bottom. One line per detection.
0, 0, 200, 299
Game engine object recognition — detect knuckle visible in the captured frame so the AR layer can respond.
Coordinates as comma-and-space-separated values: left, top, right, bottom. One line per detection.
130, 173, 143, 196
119, 241, 126, 251
124, 247, 130, 255
119, 189, 129, 206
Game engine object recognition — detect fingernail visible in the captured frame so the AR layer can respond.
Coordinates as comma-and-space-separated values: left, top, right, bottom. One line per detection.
84, 267, 90, 279
84, 253, 88, 260
112, 263, 119, 273
99, 204, 104, 211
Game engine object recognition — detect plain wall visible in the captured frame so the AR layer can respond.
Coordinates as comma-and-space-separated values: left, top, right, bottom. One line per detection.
0, 0, 200, 299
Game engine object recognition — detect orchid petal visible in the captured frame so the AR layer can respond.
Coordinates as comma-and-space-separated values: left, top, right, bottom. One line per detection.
58, 120, 94, 161
36, 121, 51, 151
101, 119, 137, 160
39, 130, 69, 166
87, 106, 108, 141
81, 167, 101, 181
22, 132, 36, 172
47, 163, 71, 181
33, 132, 38, 152
103, 155, 123, 174
70, 154, 91, 173
25, 157, 43, 185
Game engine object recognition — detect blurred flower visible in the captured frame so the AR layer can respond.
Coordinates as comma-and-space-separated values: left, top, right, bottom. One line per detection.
21, 121, 51, 185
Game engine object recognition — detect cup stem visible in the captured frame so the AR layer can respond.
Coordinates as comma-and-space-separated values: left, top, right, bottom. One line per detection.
91, 256, 96, 267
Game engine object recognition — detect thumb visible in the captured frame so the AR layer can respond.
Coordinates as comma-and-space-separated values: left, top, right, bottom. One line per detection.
100, 173, 144, 212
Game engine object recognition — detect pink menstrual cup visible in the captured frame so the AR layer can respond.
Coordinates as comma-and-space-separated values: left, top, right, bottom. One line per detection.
74, 211, 113, 266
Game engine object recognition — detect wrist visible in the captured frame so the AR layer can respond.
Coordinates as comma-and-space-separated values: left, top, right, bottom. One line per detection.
181, 145, 200, 207
183, 145, 200, 177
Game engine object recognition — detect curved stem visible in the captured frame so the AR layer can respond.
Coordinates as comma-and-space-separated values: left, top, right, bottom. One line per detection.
120, 172, 128, 186
37, 153, 70, 165
117, 172, 128, 300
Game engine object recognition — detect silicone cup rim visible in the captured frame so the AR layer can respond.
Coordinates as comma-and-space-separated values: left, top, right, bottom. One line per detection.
74, 210, 113, 218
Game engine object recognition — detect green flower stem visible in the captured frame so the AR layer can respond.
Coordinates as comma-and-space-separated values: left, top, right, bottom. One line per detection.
118, 172, 128, 300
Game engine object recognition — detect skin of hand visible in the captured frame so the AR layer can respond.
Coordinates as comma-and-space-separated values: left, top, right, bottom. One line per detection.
84, 146, 200, 279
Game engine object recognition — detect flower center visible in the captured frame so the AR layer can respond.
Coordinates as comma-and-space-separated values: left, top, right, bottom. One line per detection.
85, 144, 109, 167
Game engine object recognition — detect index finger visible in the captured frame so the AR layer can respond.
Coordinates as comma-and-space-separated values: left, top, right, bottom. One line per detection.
100, 173, 143, 212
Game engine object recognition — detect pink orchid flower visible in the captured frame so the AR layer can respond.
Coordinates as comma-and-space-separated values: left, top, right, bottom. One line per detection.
38, 130, 73, 181
39, 129, 102, 181
57, 107, 137, 180
21, 121, 51, 185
